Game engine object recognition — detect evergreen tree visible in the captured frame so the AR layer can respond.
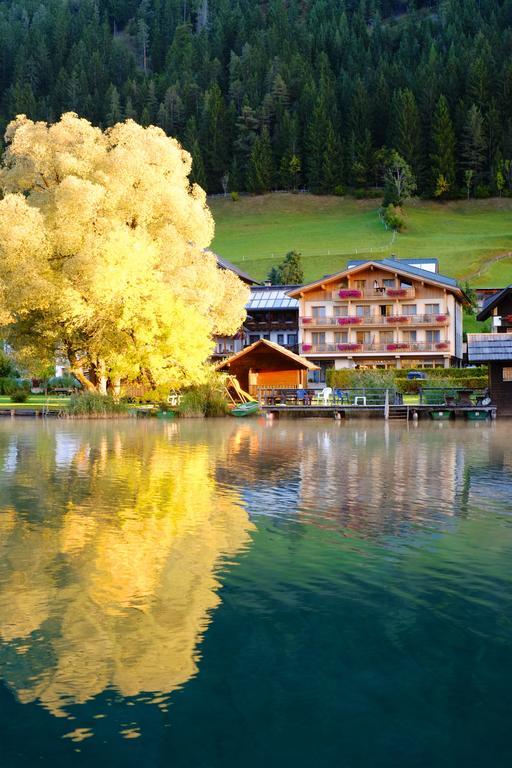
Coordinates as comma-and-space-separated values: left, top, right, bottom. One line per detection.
247, 128, 274, 194
462, 104, 487, 179
430, 95, 456, 196
391, 88, 422, 182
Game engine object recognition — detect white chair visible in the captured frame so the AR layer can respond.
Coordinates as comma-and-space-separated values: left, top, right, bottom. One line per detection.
321, 387, 333, 405
354, 396, 367, 406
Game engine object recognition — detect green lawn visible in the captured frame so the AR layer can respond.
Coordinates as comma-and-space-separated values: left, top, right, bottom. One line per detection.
0, 395, 70, 410
210, 194, 512, 286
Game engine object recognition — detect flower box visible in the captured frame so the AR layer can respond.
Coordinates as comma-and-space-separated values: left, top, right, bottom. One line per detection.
302, 317, 312, 324
302, 344, 312, 352
435, 342, 449, 350
503, 314, 512, 323
338, 289, 361, 298
337, 316, 363, 325
386, 343, 409, 351
386, 288, 407, 297
337, 343, 361, 351
435, 315, 448, 322
386, 315, 409, 323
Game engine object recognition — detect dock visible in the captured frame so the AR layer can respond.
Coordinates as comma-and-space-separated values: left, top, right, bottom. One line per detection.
261, 404, 497, 420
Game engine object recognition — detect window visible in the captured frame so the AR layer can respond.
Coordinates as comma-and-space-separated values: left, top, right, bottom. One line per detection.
312, 332, 325, 345
334, 305, 348, 317
263, 334, 270, 340
355, 279, 366, 289
380, 331, 394, 344
383, 278, 395, 288
503, 367, 512, 382
277, 334, 284, 345
249, 335, 260, 345
425, 303, 440, 315
312, 305, 326, 317
356, 331, 372, 344
380, 304, 393, 316
426, 330, 441, 343
403, 330, 417, 342
287, 334, 297, 346
334, 331, 349, 343
402, 305, 417, 315
356, 305, 371, 316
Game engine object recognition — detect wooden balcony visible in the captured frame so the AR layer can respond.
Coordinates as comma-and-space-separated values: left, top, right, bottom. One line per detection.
301, 313, 449, 328
300, 341, 451, 355
330, 287, 416, 300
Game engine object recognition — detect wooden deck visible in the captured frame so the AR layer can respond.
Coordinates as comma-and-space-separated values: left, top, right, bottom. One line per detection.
261, 404, 497, 420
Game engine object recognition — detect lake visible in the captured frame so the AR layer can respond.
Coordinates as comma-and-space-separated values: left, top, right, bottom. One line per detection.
0, 418, 511, 767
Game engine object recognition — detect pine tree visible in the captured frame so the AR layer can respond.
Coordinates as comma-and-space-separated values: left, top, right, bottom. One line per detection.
391, 89, 422, 183
462, 103, 487, 179
430, 95, 456, 196
247, 128, 274, 194
322, 123, 343, 193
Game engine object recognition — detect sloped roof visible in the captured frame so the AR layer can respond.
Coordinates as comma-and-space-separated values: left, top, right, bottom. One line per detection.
467, 333, 512, 361
215, 338, 319, 371
247, 285, 299, 310
207, 250, 260, 285
287, 259, 461, 297
476, 285, 512, 321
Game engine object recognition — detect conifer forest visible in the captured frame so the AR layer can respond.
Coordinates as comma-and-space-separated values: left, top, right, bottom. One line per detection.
2, 0, 512, 198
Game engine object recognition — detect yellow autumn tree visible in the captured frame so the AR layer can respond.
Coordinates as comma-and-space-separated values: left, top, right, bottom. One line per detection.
0, 113, 248, 391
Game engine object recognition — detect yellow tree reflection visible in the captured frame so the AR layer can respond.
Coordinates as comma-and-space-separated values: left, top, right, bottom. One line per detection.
0, 424, 253, 716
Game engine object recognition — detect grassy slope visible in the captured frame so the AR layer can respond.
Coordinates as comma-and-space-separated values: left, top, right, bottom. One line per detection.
210, 194, 512, 286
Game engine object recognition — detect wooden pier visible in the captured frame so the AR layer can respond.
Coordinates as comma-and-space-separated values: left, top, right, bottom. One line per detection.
261, 404, 497, 420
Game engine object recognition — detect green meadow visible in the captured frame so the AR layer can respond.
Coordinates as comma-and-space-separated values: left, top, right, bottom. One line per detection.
210, 194, 512, 286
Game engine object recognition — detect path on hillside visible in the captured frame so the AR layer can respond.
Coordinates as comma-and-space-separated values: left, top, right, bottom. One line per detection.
466, 251, 512, 282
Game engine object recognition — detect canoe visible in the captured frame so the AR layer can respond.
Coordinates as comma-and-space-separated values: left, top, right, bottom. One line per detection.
230, 402, 259, 417
157, 410, 175, 419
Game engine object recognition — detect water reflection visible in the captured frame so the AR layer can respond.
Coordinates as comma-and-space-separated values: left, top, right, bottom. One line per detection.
0, 421, 254, 717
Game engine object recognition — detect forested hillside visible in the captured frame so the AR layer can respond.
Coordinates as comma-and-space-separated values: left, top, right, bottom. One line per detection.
2, 0, 512, 198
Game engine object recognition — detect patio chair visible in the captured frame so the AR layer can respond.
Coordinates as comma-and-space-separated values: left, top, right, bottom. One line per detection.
321, 386, 333, 405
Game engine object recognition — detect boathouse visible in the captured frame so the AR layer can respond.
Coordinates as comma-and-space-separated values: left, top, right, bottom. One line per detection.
468, 285, 512, 416
215, 338, 318, 395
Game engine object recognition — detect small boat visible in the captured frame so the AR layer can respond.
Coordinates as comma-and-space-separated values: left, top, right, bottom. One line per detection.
230, 401, 259, 417
466, 410, 489, 421
430, 410, 452, 421
157, 409, 175, 419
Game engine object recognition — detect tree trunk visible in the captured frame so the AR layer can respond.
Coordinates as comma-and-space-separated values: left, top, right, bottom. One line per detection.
68, 351, 97, 392
97, 359, 108, 395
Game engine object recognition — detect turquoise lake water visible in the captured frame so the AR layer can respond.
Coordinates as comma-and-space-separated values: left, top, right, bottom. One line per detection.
0, 418, 511, 767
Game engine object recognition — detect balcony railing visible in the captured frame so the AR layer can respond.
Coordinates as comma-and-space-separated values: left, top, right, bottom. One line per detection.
301, 313, 449, 328
300, 342, 451, 355
331, 287, 416, 300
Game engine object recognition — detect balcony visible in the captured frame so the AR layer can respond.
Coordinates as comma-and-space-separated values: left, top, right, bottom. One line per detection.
332, 287, 416, 300
300, 342, 451, 355
301, 313, 449, 328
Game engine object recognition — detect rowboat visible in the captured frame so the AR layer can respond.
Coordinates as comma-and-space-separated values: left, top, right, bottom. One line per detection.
230, 401, 259, 417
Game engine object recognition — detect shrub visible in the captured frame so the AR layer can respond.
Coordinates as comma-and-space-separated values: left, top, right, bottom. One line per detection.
327, 369, 395, 390
47, 375, 81, 390
334, 184, 345, 196
0, 377, 20, 395
353, 188, 367, 199
11, 389, 28, 403
230, 191, 239, 202
382, 203, 405, 232
474, 184, 491, 199
68, 392, 128, 416
179, 380, 229, 417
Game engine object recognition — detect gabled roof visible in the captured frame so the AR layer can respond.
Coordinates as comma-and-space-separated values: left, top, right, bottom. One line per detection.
348, 257, 439, 272
215, 338, 319, 371
207, 250, 260, 285
287, 259, 461, 298
467, 333, 512, 361
247, 285, 299, 310
476, 285, 512, 321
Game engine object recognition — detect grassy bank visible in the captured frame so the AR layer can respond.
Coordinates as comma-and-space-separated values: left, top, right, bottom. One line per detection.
210, 194, 512, 285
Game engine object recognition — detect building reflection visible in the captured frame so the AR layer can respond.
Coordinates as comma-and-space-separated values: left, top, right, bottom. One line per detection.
0, 423, 253, 717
